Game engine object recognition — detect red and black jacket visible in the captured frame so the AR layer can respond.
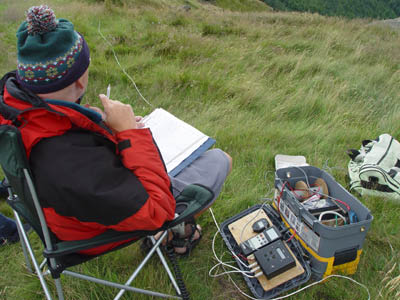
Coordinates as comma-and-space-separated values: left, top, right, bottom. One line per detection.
0, 71, 176, 255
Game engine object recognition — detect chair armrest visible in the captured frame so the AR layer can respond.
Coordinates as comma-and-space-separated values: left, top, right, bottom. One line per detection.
43, 229, 157, 258
164, 184, 214, 228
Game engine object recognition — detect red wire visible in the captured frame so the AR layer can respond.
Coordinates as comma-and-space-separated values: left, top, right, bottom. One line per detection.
235, 253, 248, 261
285, 181, 351, 211
287, 182, 306, 199
286, 234, 295, 242
333, 198, 351, 211
286, 228, 297, 242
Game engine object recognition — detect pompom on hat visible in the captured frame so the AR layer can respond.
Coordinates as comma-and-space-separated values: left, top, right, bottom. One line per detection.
16, 5, 90, 94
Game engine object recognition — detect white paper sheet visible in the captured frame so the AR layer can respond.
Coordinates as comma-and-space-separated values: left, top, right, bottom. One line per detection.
142, 108, 210, 173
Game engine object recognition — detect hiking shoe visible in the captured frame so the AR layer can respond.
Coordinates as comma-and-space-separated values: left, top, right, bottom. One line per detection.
1, 223, 32, 245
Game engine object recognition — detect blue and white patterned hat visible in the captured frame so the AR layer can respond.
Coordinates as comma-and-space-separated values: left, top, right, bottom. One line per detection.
16, 5, 90, 93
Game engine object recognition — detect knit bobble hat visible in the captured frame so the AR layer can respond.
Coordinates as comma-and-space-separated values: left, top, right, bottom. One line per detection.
16, 5, 90, 94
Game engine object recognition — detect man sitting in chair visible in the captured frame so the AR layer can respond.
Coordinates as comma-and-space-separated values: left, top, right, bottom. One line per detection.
0, 5, 231, 256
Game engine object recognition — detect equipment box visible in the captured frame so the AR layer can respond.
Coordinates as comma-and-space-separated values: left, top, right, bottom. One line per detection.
273, 166, 373, 279
220, 204, 311, 299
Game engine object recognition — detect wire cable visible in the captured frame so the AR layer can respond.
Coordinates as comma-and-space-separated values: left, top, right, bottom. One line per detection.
164, 245, 190, 300
318, 211, 347, 224
209, 208, 250, 269
209, 230, 257, 278
276, 176, 351, 213
97, 22, 153, 107
222, 270, 371, 300
292, 166, 311, 189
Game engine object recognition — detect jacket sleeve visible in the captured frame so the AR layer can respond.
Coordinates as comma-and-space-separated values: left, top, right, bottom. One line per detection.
111, 128, 176, 231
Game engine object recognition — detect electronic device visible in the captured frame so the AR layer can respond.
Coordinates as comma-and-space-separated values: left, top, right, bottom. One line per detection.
254, 239, 296, 279
240, 225, 281, 256
302, 197, 340, 215
252, 218, 270, 233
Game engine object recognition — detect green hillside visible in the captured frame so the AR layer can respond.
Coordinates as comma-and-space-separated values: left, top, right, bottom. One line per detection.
264, 0, 400, 19
0, 0, 399, 299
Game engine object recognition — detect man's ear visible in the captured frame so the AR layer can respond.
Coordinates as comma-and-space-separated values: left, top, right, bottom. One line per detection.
75, 77, 85, 90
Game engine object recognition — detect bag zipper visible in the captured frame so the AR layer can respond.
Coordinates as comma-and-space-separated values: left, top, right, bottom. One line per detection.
377, 136, 394, 165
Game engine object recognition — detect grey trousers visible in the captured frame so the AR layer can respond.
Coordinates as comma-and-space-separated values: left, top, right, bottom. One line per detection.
169, 149, 230, 204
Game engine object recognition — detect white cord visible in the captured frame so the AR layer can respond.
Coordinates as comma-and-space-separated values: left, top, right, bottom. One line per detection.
292, 166, 311, 189
97, 22, 153, 107
209, 206, 270, 278
209, 208, 250, 269
222, 271, 371, 300
209, 227, 257, 278
318, 211, 347, 223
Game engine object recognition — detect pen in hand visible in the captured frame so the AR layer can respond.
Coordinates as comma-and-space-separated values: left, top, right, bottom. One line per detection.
102, 85, 145, 129
106, 84, 111, 98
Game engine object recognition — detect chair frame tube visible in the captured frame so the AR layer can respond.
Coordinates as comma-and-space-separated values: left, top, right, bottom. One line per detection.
23, 169, 66, 300
13, 209, 54, 300
15, 214, 33, 273
151, 236, 182, 296
63, 270, 180, 299
7, 180, 33, 274
114, 232, 182, 300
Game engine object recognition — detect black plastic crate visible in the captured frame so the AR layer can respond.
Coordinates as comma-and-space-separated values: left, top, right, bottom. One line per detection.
219, 204, 311, 299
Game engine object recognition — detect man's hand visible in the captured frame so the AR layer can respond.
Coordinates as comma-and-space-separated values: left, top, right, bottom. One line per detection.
85, 104, 144, 129
84, 104, 106, 120
135, 116, 145, 129
99, 94, 138, 132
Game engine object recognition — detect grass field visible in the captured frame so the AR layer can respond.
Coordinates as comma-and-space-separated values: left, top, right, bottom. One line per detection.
1, 0, 400, 299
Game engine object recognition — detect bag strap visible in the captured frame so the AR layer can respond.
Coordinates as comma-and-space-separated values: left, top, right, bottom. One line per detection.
346, 149, 360, 160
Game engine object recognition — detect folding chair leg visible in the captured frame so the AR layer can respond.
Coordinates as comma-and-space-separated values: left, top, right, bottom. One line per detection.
54, 278, 65, 300
14, 211, 33, 273
13, 211, 54, 300
63, 270, 180, 299
151, 236, 181, 296
114, 231, 176, 300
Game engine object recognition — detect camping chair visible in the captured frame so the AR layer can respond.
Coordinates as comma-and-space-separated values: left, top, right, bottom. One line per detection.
0, 124, 214, 300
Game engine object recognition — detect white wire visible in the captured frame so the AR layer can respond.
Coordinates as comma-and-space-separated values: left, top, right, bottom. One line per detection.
292, 166, 311, 189
97, 22, 153, 107
209, 228, 257, 278
222, 271, 371, 300
209, 208, 250, 269
209, 270, 258, 278
209, 207, 269, 278
318, 211, 347, 223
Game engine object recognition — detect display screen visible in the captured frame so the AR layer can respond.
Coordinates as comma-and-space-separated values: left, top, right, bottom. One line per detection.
276, 247, 286, 259
266, 227, 279, 241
